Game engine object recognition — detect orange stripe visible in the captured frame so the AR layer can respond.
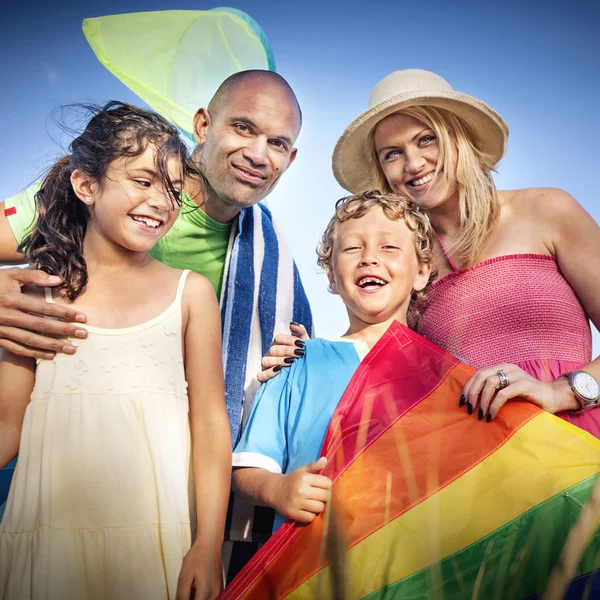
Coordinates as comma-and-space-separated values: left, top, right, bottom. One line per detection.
233, 362, 542, 599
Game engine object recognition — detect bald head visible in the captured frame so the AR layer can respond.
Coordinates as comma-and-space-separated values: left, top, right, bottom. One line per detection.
208, 70, 302, 131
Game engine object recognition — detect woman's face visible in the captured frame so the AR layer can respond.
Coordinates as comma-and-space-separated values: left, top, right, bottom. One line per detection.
373, 113, 458, 212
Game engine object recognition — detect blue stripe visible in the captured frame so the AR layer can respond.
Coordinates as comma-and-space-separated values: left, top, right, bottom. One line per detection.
525, 569, 600, 599
293, 262, 313, 336
223, 208, 255, 446
258, 205, 278, 356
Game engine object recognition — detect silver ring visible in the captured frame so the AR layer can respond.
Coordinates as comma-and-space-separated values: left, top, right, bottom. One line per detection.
497, 370, 510, 389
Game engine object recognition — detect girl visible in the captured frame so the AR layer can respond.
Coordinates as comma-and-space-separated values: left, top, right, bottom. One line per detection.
0, 102, 230, 599
232, 190, 432, 530
265, 69, 600, 437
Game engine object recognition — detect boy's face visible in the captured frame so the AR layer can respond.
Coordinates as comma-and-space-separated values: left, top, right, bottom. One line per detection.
328, 206, 430, 327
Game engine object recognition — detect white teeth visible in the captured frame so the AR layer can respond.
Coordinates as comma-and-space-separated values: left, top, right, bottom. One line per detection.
131, 215, 161, 228
411, 172, 434, 187
358, 277, 386, 288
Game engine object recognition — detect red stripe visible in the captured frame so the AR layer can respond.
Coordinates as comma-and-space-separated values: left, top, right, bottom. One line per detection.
3, 206, 16, 217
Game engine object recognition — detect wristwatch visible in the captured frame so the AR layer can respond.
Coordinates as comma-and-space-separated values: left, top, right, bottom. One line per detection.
563, 371, 600, 411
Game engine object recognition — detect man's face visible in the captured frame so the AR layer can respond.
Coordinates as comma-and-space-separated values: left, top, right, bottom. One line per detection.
195, 78, 300, 213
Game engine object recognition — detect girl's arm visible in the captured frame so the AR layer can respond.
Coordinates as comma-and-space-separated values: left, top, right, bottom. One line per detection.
0, 350, 35, 468
176, 273, 230, 600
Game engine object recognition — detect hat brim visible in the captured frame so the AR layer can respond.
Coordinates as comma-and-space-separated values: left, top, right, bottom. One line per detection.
332, 90, 509, 193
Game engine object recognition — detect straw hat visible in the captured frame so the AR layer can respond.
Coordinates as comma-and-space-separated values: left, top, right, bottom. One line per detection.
332, 69, 509, 193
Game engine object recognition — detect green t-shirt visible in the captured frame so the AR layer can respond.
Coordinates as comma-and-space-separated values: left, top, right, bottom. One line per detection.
5, 186, 232, 298
149, 191, 232, 297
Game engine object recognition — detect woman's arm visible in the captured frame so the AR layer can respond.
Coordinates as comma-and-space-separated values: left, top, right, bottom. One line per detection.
0, 350, 35, 468
541, 188, 600, 407
177, 272, 230, 600
465, 189, 600, 420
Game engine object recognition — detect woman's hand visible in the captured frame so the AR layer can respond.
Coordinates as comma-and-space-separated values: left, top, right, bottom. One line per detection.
257, 322, 309, 383
460, 363, 579, 421
176, 540, 223, 600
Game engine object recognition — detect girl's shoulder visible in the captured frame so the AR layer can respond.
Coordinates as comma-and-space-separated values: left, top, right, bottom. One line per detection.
180, 269, 217, 302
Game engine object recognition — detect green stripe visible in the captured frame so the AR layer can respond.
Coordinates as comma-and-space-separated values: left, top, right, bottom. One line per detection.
363, 475, 600, 600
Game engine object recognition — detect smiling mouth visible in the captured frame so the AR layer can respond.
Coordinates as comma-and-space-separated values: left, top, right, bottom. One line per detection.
130, 215, 164, 230
407, 172, 435, 187
233, 164, 266, 183
356, 276, 388, 289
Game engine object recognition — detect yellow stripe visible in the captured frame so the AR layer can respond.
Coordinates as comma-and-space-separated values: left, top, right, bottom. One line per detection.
288, 414, 600, 599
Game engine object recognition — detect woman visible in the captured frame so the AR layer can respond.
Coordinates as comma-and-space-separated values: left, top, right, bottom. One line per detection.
265, 69, 600, 436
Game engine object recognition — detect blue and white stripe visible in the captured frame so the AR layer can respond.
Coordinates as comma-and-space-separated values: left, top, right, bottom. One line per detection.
221, 203, 313, 447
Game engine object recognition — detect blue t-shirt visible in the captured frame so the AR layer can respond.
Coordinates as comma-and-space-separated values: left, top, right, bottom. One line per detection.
233, 337, 368, 531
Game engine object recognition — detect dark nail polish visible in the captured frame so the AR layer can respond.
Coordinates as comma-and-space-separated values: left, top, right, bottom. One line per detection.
273, 365, 281, 372
486, 413, 492, 423
459, 394, 466, 407
467, 402, 473, 415
294, 348, 306, 356
290, 321, 300, 327
478, 408, 483, 421
295, 340, 306, 348
284, 357, 295, 364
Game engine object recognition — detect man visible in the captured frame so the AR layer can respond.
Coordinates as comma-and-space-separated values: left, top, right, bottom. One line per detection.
0, 70, 312, 575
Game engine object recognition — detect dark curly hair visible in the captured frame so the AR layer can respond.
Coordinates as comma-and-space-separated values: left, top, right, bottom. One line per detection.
317, 190, 437, 330
18, 101, 192, 300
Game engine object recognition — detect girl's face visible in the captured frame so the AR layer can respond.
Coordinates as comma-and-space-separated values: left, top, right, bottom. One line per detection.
328, 206, 430, 327
85, 145, 183, 253
373, 113, 458, 212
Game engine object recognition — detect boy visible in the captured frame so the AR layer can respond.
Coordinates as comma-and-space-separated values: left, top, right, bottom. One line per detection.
232, 190, 433, 531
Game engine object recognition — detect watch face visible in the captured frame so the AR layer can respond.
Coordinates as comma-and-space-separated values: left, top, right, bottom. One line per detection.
572, 371, 600, 402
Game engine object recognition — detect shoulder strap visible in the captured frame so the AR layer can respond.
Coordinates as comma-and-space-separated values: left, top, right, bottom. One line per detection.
433, 229, 459, 272
44, 287, 55, 303
175, 269, 191, 304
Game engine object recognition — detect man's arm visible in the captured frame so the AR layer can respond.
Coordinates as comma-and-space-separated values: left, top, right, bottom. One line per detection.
0, 350, 35, 469
0, 186, 89, 358
0, 202, 24, 263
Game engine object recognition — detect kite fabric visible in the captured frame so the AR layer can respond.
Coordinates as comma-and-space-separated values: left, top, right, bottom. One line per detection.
83, 7, 276, 139
222, 321, 600, 600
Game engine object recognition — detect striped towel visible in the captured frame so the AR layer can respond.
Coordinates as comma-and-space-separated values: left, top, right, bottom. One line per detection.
220, 202, 313, 447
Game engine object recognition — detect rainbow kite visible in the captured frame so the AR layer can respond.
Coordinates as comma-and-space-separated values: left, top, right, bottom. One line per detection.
222, 322, 600, 599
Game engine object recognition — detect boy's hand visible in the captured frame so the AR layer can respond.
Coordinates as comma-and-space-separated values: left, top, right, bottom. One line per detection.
258, 322, 309, 383
273, 457, 332, 524
176, 540, 222, 600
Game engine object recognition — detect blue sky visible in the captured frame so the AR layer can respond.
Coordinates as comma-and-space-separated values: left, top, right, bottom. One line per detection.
1, 0, 598, 352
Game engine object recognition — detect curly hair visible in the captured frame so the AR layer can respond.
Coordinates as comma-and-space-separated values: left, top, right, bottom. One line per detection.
18, 101, 193, 300
316, 190, 436, 329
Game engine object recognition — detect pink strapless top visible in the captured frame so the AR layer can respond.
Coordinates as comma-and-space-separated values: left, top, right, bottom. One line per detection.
418, 254, 598, 437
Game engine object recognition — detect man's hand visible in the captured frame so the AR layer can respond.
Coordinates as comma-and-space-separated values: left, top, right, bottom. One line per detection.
0, 268, 87, 359
272, 457, 332, 524
257, 322, 310, 383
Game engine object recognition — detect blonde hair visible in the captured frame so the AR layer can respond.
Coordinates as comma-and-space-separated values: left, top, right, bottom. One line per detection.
317, 190, 436, 329
370, 105, 499, 267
